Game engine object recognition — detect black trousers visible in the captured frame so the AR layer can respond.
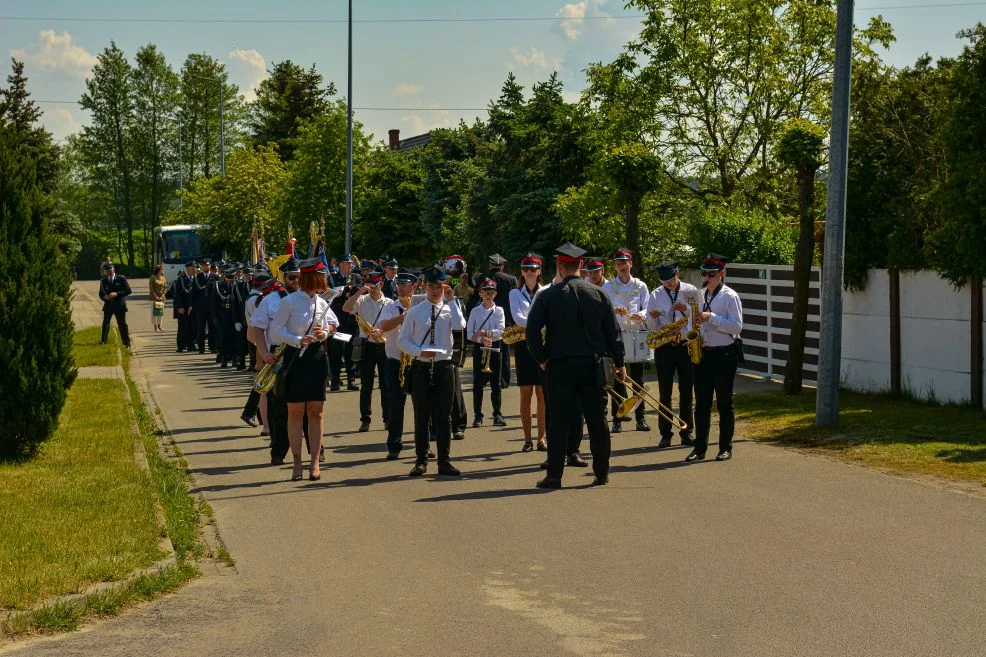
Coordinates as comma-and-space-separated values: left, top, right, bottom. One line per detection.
472, 343, 502, 420
610, 362, 646, 422
267, 390, 290, 462
217, 318, 236, 365
499, 342, 511, 388
177, 312, 195, 350
451, 366, 467, 433
359, 342, 389, 424
195, 309, 215, 352
694, 344, 738, 454
544, 356, 610, 480
411, 360, 454, 463
243, 388, 261, 421
655, 344, 694, 439
101, 305, 130, 347
384, 358, 407, 452
329, 335, 356, 386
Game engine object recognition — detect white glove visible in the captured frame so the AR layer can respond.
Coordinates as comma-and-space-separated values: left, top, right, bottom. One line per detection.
235, 322, 243, 332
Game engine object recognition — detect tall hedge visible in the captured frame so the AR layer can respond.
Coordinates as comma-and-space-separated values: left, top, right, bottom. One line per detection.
0, 122, 77, 459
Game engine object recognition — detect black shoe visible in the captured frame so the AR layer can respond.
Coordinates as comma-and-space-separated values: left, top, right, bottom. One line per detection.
236, 363, 246, 370
427, 449, 435, 459
539, 459, 549, 470
492, 415, 507, 427
567, 453, 588, 467
535, 477, 561, 489
592, 475, 609, 486
536, 440, 547, 452
472, 418, 482, 428
347, 383, 359, 391
681, 434, 695, 447
611, 420, 622, 434
716, 450, 732, 461
657, 436, 672, 448
522, 441, 534, 453
198, 350, 206, 355
685, 450, 705, 463
386, 450, 400, 460
358, 420, 370, 432
271, 457, 285, 465
453, 431, 465, 441
220, 362, 228, 368
240, 411, 258, 427
409, 462, 427, 477
330, 384, 341, 392
636, 419, 651, 432
176, 348, 183, 353
437, 461, 461, 476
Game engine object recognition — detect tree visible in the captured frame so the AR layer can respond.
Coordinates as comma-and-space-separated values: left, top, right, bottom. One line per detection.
775, 118, 825, 393
0, 83, 76, 459
599, 141, 663, 273
0, 58, 58, 191
171, 144, 287, 257
251, 60, 335, 161
687, 205, 796, 265
179, 54, 247, 182
80, 42, 137, 267
132, 44, 180, 267
355, 146, 430, 262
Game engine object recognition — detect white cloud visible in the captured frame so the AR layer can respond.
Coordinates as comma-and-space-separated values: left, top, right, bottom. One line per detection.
554, 0, 611, 42
228, 49, 267, 102
44, 107, 84, 140
509, 47, 561, 72
393, 83, 425, 96
400, 110, 454, 136
10, 30, 97, 78
562, 89, 582, 104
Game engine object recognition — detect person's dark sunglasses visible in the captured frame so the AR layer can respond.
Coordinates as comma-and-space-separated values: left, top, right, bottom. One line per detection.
701, 271, 718, 277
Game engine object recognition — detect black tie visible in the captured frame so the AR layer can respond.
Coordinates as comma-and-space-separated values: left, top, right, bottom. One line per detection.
429, 305, 437, 345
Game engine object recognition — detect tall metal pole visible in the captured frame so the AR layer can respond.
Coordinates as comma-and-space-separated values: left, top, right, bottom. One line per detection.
219, 83, 225, 177
178, 115, 183, 208
345, 0, 353, 255
816, 0, 854, 427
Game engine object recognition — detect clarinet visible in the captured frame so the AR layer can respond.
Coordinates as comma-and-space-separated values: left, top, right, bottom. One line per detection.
298, 307, 326, 357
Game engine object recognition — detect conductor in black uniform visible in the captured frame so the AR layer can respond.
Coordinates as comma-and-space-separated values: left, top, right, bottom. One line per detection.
526, 243, 624, 488
98, 262, 132, 348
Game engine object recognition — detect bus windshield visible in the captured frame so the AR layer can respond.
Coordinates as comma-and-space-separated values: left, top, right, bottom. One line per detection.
161, 229, 210, 262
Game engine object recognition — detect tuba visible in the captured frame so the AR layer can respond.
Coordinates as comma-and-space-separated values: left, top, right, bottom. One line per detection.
684, 295, 703, 365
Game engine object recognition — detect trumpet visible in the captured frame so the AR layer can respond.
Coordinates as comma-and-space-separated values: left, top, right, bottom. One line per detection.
605, 374, 688, 430
356, 314, 386, 343
480, 340, 501, 374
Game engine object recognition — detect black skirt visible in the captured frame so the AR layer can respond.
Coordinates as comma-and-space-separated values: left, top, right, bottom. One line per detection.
283, 345, 329, 403
513, 338, 543, 387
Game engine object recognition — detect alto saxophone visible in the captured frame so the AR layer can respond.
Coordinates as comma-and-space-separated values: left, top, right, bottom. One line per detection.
684, 295, 703, 365
646, 315, 689, 349
253, 343, 289, 393
397, 297, 413, 389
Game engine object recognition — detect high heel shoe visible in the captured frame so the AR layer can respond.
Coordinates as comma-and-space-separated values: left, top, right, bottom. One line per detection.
309, 468, 321, 481
291, 461, 303, 481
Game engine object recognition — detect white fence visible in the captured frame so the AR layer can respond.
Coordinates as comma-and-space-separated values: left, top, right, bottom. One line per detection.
680, 265, 984, 405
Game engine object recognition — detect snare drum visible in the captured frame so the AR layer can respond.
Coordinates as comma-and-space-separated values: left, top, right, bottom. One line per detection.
621, 330, 652, 363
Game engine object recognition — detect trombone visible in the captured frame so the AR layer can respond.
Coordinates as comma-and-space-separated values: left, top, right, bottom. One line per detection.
605, 374, 688, 431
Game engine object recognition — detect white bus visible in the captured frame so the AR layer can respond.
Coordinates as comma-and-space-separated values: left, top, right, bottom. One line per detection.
152, 224, 218, 283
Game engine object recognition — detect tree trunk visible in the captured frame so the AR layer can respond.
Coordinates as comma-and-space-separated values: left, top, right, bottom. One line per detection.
783, 167, 816, 394
625, 198, 641, 277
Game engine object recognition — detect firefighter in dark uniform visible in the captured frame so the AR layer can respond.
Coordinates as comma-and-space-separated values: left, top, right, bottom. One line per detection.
173, 261, 197, 352
233, 266, 252, 369
526, 243, 624, 489
212, 268, 238, 368
381, 256, 399, 300
329, 255, 361, 391
194, 258, 218, 354
98, 262, 132, 348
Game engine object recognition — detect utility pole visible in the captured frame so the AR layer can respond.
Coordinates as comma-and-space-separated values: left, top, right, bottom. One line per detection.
816, 0, 854, 427
345, 0, 353, 255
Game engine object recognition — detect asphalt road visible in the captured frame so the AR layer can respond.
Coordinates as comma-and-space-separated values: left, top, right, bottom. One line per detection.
5, 286, 985, 657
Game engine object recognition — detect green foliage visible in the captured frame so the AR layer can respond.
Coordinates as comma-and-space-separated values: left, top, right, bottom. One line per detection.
171, 144, 287, 258
774, 119, 826, 171
0, 117, 76, 460
929, 24, 986, 286
355, 146, 430, 261
250, 60, 335, 161
688, 205, 797, 265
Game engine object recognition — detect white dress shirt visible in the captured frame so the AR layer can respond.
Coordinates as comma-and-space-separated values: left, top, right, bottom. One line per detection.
244, 290, 262, 325
269, 291, 339, 349
699, 284, 743, 347
248, 291, 284, 349
645, 281, 700, 341
509, 285, 545, 327
467, 304, 505, 342
352, 293, 393, 337
397, 299, 466, 362
602, 276, 650, 330
379, 302, 409, 360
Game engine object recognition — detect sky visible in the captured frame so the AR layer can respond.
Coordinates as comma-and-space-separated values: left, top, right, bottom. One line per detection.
2, 0, 984, 145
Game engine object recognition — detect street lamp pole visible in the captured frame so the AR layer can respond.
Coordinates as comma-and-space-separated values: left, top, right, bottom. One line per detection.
345, 0, 353, 255
177, 114, 183, 207
816, 0, 855, 427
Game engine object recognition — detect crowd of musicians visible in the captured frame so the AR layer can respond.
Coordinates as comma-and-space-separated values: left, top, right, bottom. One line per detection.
166, 244, 744, 487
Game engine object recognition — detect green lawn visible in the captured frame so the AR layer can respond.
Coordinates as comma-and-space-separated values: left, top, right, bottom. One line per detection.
73, 327, 120, 367
0, 378, 164, 611
737, 389, 986, 486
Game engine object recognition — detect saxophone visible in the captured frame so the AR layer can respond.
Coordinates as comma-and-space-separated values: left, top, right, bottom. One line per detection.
646, 315, 689, 349
253, 343, 289, 393
501, 325, 527, 344
397, 297, 413, 389
356, 313, 386, 343
684, 295, 703, 365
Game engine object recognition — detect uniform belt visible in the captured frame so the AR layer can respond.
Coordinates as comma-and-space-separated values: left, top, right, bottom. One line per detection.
702, 343, 735, 351
413, 359, 452, 367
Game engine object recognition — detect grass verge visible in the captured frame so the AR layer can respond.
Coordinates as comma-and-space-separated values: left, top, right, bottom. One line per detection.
73, 326, 120, 367
737, 389, 986, 486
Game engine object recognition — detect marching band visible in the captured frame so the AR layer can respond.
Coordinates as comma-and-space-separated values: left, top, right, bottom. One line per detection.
168, 240, 743, 488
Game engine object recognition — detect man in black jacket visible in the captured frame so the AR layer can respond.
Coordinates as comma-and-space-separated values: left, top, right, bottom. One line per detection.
193, 259, 218, 354
526, 243, 624, 488
99, 262, 132, 348
172, 261, 197, 352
